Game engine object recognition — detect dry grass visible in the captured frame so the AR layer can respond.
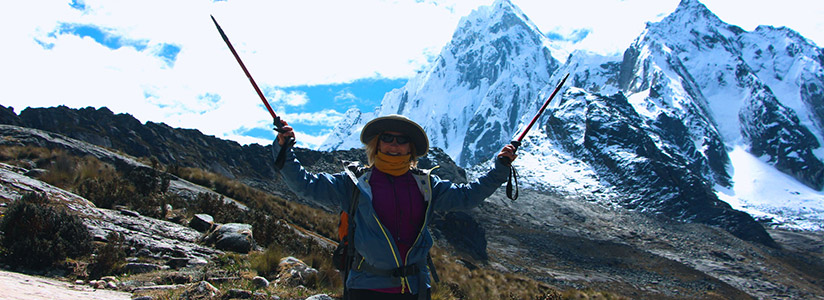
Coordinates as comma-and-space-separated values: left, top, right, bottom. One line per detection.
1, 145, 620, 299
0, 146, 118, 191
168, 165, 339, 242
430, 246, 560, 300
127, 250, 342, 300
428, 245, 631, 300
250, 245, 284, 278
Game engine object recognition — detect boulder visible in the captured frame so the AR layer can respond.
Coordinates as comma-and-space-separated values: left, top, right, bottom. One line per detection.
189, 214, 214, 232
121, 262, 165, 274
430, 211, 488, 260
204, 223, 255, 254
226, 289, 254, 299
119, 208, 140, 217
23, 168, 48, 178
252, 276, 270, 289
275, 256, 318, 287
166, 257, 190, 269
181, 281, 219, 299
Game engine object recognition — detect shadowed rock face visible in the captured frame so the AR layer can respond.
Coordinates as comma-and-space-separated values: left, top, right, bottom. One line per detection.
431, 211, 488, 260
546, 91, 775, 247
737, 73, 824, 190
3, 105, 276, 182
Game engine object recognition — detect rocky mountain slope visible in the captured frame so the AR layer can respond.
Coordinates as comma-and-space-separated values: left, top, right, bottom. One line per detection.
0, 125, 225, 266
0, 105, 464, 207
545, 89, 773, 246
0, 123, 822, 299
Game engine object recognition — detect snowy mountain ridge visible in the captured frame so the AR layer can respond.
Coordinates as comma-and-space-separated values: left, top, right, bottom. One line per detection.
321, 0, 824, 233
324, 0, 560, 165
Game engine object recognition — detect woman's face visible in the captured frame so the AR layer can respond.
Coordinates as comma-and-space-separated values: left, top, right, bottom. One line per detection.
378, 131, 411, 156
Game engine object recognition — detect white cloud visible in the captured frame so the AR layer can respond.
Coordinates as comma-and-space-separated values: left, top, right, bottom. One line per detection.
266, 89, 309, 107
334, 90, 358, 104
514, 0, 824, 55
1, 0, 821, 149
293, 130, 332, 149
1, 0, 472, 144
283, 109, 346, 127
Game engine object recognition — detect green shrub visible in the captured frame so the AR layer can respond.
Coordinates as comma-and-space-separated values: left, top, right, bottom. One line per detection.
77, 177, 134, 209
249, 210, 286, 248
125, 167, 170, 196
194, 192, 243, 224
90, 231, 127, 278
0, 192, 93, 269
76, 170, 175, 220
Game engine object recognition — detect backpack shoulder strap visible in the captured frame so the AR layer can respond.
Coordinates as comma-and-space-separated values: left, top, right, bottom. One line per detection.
411, 166, 442, 285
342, 160, 365, 221
342, 160, 366, 184
345, 180, 360, 252
342, 161, 363, 300
340, 159, 364, 243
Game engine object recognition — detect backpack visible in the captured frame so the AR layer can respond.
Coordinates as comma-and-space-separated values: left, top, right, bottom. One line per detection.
333, 163, 439, 300
332, 186, 359, 272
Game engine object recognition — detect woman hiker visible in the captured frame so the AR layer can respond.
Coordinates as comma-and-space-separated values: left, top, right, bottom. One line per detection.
272, 114, 517, 300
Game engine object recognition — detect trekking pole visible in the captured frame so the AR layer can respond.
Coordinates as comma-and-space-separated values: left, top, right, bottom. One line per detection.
211, 15, 295, 167
503, 73, 570, 200
211, 16, 294, 136
511, 73, 570, 151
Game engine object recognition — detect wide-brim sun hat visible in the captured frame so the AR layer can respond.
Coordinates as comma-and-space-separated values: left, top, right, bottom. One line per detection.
360, 114, 429, 157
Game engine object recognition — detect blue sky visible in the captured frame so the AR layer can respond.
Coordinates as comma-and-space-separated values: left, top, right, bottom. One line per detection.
247, 78, 407, 142
1, 0, 822, 148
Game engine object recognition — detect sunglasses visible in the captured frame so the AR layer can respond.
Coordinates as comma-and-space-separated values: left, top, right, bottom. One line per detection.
379, 133, 410, 145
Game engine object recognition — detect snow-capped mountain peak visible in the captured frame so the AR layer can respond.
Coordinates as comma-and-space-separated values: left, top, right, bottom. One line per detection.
321, 0, 560, 167
321, 0, 824, 235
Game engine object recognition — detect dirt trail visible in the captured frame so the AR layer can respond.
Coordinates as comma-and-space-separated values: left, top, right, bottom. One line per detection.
0, 269, 132, 300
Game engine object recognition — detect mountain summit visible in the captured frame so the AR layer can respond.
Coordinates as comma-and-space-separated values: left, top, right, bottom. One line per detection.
321, 0, 560, 167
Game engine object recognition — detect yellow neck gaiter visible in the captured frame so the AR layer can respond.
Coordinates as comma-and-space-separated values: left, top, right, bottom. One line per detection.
374, 152, 411, 176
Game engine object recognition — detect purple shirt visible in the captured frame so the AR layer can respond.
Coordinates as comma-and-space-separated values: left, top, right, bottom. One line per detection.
369, 168, 426, 264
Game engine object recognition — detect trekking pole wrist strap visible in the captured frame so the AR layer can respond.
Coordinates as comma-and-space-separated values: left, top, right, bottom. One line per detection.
504, 140, 519, 201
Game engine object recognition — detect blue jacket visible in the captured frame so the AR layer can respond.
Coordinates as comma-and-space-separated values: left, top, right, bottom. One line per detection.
272, 142, 510, 294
